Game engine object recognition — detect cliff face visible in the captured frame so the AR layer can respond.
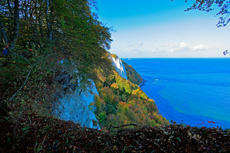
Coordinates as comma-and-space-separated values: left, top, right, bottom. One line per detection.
108, 55, 128, 80
107, 55, 142, 86
51, 55, 129, 130
52, 79, 101, 130
51, 60, 101, 129
51, 53, 169, 131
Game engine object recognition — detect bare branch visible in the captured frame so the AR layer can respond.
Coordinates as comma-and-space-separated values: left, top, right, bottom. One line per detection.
8, 49, 61, 101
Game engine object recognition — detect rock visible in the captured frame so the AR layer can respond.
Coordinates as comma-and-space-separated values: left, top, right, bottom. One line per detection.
108, 55, 128, 80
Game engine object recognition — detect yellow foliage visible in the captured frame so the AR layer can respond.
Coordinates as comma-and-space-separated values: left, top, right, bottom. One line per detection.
110, 83, 118, 90
147, 99, 154, 102
110, 54, 118, 59
95, 69, 106, 82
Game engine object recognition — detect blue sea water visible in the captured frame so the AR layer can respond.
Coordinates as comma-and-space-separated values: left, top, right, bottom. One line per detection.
122, 58, 230, 129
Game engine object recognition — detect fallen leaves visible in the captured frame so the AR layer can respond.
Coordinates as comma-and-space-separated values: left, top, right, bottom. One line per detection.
0, 110, 230, 153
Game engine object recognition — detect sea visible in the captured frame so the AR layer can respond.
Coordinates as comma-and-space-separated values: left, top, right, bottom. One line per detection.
122, 58, 230, 129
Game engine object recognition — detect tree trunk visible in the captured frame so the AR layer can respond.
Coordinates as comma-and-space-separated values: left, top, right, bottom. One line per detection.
0, 17, 9, 45
38, 1, 44, 39
45, 0, 53, 42
11, 0, 19, 49
46, 0, 51, 41
49, 0, 53, 41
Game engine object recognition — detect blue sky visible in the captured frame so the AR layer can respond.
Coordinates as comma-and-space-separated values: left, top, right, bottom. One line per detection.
94, 0, 230, 58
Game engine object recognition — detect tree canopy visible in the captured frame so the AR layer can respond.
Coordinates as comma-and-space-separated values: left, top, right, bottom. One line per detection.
0, 0, 112, 103
184, 0, 230, 27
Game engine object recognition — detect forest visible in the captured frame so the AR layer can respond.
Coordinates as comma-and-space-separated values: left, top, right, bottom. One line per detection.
0, 0, 169, 151
1, 0, 230, 152
92, 55, 169, 131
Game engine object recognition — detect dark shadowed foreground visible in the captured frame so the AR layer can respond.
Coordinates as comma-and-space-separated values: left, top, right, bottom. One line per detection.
1, 107, 229, 153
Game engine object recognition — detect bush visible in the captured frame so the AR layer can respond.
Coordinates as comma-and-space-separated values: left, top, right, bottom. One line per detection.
98, 111, 107, 125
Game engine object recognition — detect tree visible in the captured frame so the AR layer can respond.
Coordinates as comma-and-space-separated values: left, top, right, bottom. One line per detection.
0, 0, 19, 49
98, 111, 107, 125
0, 0, 113, 114
183, 0, 230, 27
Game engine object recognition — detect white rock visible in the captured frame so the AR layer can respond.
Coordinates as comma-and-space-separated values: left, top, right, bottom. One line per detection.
53, 80, 100, 130
108, 55, 128, 80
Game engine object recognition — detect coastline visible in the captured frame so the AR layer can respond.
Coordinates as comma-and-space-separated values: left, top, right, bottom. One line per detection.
139, 79, 147, 87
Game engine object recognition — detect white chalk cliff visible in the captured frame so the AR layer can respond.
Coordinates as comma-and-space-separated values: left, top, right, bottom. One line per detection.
52, 80, 100, 130
52, 55, 127, 130
108, 55, 128, 80
52, 60, 100, 129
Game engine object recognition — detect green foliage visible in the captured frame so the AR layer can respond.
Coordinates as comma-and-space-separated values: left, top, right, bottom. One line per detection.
94, 62, 170, 129
94, 95, 102, 112
117, 102, 129, 114
121, 94, 126, 102
110, 83, 119, 91
106, 113, 118, 127
103, 74, 116, 87
99, 87, 119, 107
126, 108, 137, 123
0, 1, 173, 152
150, 119, 156, 127
0, 0, 113, 121
105, 104, 117, 115
145, 99, 158, 113
122, 60, 142, 85
116, 112, 130, 126
98, 111, 107, 125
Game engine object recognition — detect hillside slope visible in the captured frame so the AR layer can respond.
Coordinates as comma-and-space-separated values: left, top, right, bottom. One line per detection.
91, 53, 169, 131
122, 60, 143, 85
